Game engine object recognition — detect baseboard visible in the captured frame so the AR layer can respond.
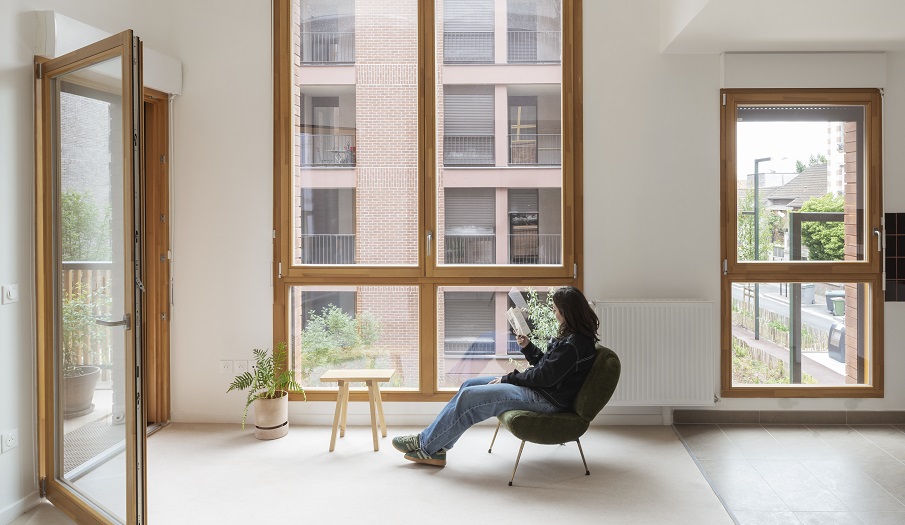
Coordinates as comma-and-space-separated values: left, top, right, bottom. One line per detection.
673, 409, 905, 425
0, 491, 42, 525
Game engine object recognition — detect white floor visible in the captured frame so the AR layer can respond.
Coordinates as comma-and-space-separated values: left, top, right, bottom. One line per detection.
12, 423, 733, 525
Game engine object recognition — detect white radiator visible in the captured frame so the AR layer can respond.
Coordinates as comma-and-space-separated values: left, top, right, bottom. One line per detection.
593, 300, 715, 406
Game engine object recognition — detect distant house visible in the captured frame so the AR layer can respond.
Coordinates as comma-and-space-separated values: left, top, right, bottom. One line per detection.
766, 163, 830, 211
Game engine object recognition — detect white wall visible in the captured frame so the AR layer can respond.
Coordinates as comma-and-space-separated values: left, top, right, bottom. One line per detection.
2, 0, 904, 520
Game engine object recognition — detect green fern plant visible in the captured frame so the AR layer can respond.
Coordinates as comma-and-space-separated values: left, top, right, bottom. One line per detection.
226, 342, 305, 429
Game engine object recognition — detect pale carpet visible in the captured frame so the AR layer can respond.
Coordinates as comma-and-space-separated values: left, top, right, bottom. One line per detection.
12, 423, 732, 525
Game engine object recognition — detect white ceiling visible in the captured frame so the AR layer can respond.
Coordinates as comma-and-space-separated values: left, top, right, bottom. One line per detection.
660, 0, 905, 54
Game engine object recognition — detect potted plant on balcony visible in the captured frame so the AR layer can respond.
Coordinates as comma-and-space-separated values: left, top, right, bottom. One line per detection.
227, 343, 305, 440
61, 281, 105, 419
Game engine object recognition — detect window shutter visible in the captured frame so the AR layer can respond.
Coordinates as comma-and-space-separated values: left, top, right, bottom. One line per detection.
446, 188, 495, 233
444, 93, 494, 136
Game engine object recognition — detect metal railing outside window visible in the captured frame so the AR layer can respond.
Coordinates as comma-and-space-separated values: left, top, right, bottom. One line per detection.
300, 32, 355, 64
445, 234, 496, 264
443, 31, 494, 63
508, 233, 561, 264
508, 133, 561, 165
300, 134, 356, 166
299, 234, 356, 264
507, 30, 561, 63
444, 338, 495, 356
443, 135, 494, 166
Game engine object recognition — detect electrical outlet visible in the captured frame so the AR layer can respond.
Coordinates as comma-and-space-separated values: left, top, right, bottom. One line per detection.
234, 360, 249, 373
219, 360, 233, 374
1, 429, 18, 453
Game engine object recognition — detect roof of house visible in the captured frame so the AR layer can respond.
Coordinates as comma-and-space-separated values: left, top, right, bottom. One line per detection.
766, 163, 829, 209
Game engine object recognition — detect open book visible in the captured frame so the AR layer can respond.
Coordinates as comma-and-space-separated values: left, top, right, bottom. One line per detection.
506, 307, 531, 336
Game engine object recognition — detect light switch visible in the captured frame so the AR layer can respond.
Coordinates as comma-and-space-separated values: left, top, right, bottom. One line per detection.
1, 284, 19, 305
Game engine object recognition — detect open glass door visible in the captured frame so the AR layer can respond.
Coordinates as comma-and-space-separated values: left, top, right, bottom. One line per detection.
35, 31, 146, 525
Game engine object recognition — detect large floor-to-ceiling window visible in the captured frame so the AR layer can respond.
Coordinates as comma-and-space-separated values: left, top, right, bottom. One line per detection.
275, 0, 581, 400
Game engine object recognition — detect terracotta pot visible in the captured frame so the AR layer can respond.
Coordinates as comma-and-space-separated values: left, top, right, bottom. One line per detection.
254, 390, 289, 440
63, 365, 101, 419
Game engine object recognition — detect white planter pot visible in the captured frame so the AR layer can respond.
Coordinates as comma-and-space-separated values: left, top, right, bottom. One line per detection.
254, 391, 289, 440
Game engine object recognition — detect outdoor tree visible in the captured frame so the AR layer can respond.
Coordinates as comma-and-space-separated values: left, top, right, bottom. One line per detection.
795, 153, 827, 173
799, 193, 844, 261
61, 191, 112, 261
737, 189, 780, 261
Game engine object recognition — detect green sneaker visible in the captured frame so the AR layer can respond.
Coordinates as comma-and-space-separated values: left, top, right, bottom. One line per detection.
392, 434, 421, 454
404, 449, 446, 467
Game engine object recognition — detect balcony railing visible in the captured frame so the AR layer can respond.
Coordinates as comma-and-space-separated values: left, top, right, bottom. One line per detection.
509, 133, 561, 165
300, 31, 355, 64
507, 30, 561, 63
445, 234, 495, 264
300, 134, 356, 167
444, 234, 561, 264
443, 31, 494, 63
443, 135, 494, 166
444, 337, 495, 356
299, 234, 356, 264
508, 233, 561, 264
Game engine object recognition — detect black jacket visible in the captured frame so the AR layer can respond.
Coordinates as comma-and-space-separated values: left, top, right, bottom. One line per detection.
500, 333, 597, 411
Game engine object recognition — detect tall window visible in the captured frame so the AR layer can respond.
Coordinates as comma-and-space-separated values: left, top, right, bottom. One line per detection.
720, 89, 884, 397
276, 0, 582, 400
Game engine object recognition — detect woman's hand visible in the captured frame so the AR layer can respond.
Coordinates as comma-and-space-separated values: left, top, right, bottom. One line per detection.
487, 377, 501, 384
516, 335, 530, 348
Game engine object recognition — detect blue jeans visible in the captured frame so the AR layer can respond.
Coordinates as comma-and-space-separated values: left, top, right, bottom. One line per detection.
418, 376, 560, 455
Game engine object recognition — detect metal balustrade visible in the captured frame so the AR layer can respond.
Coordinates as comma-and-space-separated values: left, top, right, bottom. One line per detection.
301, 32, 355, 64
444, 234, 496, 264
443, 31, 494, 63
508, 233, 561, 264
443, 135, 494, 166
443, 234, 561, 264
507, 30, 561, 63
508, 133, 562, 165
300, 134, 356, 166
299, 234, 356, 264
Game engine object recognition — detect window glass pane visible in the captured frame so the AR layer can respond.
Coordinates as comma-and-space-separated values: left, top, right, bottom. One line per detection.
294, 0, 418, 266
735, 106, 865, 263
438, 285, 557, 388
730, 282, 869, 386
289, 285, 419, 389
437, 0, 563, 266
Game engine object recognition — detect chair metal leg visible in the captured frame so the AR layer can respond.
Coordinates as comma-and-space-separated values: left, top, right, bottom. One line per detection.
508, 440, 526, 486
576, 438, 590, 475
488, 420, 501, 453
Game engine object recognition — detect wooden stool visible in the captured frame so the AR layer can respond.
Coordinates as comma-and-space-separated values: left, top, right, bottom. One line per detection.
319, 369, 395, 452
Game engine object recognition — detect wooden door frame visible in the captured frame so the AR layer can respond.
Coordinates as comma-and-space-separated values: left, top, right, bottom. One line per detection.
142, 88, 171, 425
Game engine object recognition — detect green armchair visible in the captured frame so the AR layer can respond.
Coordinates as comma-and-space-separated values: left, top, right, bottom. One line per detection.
488, 344, 621, 485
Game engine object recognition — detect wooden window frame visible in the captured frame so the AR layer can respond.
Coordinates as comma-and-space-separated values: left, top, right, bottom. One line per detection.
720, 88, 884, 398
273, 0, 583, 402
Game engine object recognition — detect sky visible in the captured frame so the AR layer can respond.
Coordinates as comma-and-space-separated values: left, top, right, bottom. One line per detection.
736, 121, 833, 180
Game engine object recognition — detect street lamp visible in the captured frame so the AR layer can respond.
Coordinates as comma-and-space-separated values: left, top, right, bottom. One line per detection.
753, 157, 771, 340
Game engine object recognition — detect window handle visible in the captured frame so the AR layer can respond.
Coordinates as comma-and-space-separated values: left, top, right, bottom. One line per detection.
873, 228, 882, 252
426, 230, 433, 257
95, 314, 131, 330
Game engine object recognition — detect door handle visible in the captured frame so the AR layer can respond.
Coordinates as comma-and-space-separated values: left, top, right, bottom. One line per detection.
95, 314, 131, 330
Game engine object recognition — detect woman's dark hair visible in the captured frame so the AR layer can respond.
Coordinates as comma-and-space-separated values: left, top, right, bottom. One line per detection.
552, 286, 599, 341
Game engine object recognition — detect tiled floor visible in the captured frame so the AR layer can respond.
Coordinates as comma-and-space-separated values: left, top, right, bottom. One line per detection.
674, 424, 905, 525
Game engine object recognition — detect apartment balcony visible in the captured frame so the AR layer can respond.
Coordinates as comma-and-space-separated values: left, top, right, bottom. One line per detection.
299, 234, 355, 264
444, 234, 562, 264
507, 30, 561, 63
445, 234, 495, 264
509, 233, 561, 264
443, 135, 494, 166
443, 31, 494, 63
509, 133, 561, 166
300, 31, 355, 64
299, 134, 356, 167
444, 337, 495, 356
